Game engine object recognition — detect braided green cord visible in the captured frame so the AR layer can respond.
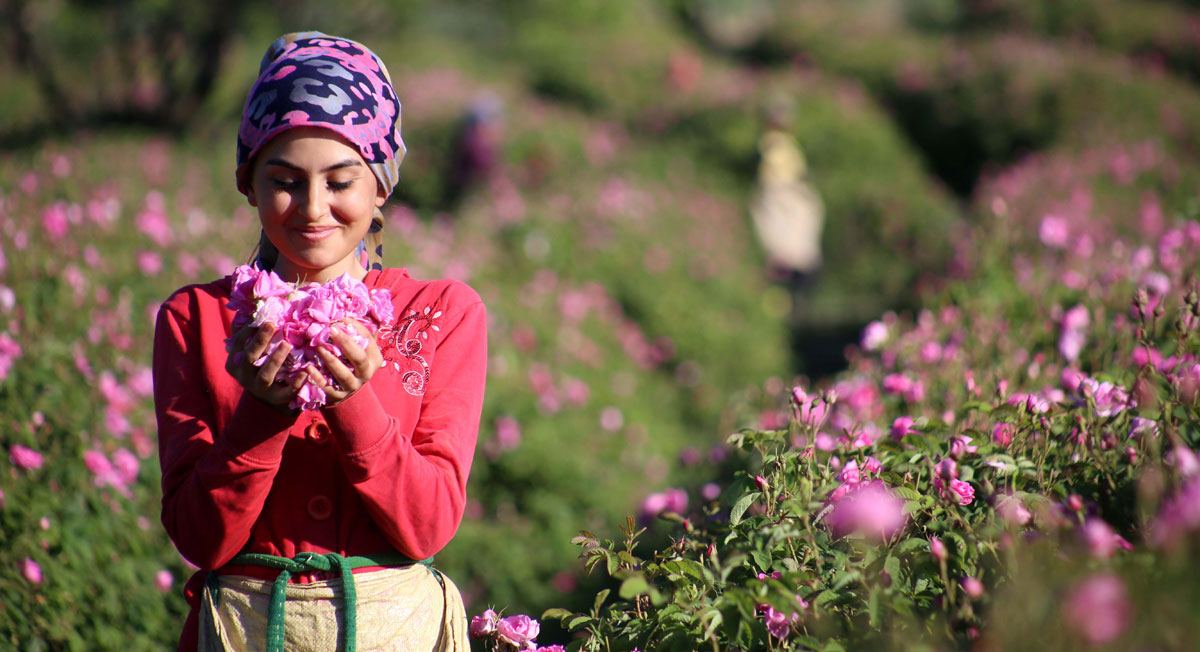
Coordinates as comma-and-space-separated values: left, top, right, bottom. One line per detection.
212, 551, 431, 652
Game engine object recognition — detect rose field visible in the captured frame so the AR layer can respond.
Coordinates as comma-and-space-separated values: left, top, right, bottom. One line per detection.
3, 1, 1200, 650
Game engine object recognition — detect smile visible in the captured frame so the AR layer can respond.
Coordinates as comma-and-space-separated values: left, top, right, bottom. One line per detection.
292, 225, 339, 242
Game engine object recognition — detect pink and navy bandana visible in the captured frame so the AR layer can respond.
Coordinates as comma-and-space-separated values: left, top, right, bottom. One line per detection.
237, 32, 405, 271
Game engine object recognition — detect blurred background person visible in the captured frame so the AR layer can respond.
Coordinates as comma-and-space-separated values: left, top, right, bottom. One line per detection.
750, 97, 825, 318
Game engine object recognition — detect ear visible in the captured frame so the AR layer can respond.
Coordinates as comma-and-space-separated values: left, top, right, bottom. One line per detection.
236, 163, 258, 207
375, 180, 387, 208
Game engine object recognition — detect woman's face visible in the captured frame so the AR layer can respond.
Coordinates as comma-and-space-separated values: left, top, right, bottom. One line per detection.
246, 127, 385, 283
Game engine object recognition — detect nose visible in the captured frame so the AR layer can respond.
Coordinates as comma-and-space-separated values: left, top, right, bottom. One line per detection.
299, 181, 329, 220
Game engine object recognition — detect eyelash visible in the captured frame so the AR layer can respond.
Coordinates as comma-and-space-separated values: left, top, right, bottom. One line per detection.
271, 179, 354, 191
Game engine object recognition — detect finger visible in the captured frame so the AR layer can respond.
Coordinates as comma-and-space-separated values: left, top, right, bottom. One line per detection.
253, 340, 292, 390
331, 324, 371, 370
244, 323, 277, 362
226, 323, 255, 353
344, 320, 384, 369
316, 346, 359, 394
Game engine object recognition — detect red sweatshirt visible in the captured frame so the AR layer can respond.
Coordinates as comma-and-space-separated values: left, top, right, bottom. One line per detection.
153, 267, 487, 651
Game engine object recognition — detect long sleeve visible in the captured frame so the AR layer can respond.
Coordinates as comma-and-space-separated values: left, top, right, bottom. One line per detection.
153, 288, 299, 569
321, 282, 487, 559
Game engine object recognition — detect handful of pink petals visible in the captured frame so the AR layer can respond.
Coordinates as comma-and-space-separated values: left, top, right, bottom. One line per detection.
226, 265, 394, 410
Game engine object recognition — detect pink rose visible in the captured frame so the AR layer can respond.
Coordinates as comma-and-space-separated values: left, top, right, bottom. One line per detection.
469, 609, 498, 638
838, 460, 861, 485
890, 416, 916, 441
934, 475, 974, 505
929, 536, 947, 563
991, 423, 1015, 447
1062, 574, 1131, 646
155, 570, 174, 592
758, 604, 800, 640
827, 481, 907, 540
996, 494, 1032, 527
22, 557, 42, 584
10, 444, 43, 471
959, 576, 984, 599
949, 436, 977, 458
496, 614, 540, 648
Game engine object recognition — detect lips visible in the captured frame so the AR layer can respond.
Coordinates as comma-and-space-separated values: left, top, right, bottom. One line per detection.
291, 225, 339, 242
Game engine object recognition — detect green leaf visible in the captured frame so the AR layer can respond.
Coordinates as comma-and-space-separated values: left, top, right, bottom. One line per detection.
567, 616, 593, 632
593, 588, 610, 613
751, 549, 772, 573
619, 575, 651, 598
884, 555, 901, 584
541, 608, 574, 621
813, 589, 839, 606
729, 492, 760, 527
892, 486, 922, 501
894, 537, 927, 554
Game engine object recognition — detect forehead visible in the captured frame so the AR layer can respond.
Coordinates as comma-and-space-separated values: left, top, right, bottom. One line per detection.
257, 126, 365, 165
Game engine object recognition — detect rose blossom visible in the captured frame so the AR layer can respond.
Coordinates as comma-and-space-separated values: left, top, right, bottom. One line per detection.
496, 614, 540, 648
929, 536, 947, 562
827, 481, 907, 540
960, 576, 984, 599
10, 445, 43, 471
991, 422, 1015, 447
22, 557, 42, 584
1061, 574, 1132, 647
469, 609, 498, 638
890, 416, 917, 440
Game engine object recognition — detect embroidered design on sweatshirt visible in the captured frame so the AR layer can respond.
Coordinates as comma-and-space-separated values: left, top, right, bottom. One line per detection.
378, 305, 443, 396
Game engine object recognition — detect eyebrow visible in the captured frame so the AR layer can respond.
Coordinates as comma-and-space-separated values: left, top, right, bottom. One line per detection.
264, 158, 363, 173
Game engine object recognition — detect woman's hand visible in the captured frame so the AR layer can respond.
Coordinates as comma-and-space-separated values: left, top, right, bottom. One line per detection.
312, 319, 384, 407
225, 322, 305, 411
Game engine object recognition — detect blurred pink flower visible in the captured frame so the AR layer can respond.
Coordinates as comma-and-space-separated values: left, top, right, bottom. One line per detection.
861, 321, 888, 351
10, 444, 43, 471
494, 416, 521, 451
950, 436, 977, 458
890, 416, 916, 441
826, 481, 907, 540
21, 557, 42, 584
1167, 446, 1200, 477
838, 460, 861, 485
1061, 574, 1132, 647
0, 333, 24, 381
155, 570, 174, 592
600, 406, 623, 432
996, 494, 1032, 527
136, 251, 163, 276
959, 576, 984, 599
929, 536, 947, 562
934, 475, 974, 506
1039, 215, 1069, 248
41, 202, 69, 241
791, 386, 828, 428
1147, 477, 1200, 549
1081, 519, 1131, 559
991, 423, 1015, 447
757, 603, 800, 640
1076, 377, 1134, 417
641, 488, 688, 521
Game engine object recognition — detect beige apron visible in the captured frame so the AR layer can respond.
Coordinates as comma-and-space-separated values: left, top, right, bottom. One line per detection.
198, 565, 468, 652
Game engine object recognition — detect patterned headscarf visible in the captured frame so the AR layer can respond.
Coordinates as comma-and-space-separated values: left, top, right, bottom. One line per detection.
236, 32, 405, 272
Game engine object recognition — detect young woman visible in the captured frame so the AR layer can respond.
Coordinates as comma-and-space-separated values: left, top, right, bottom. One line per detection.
153, 32, 486, 651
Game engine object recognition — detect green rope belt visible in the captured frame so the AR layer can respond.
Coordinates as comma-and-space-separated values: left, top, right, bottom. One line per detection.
206, 550, 431, 652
